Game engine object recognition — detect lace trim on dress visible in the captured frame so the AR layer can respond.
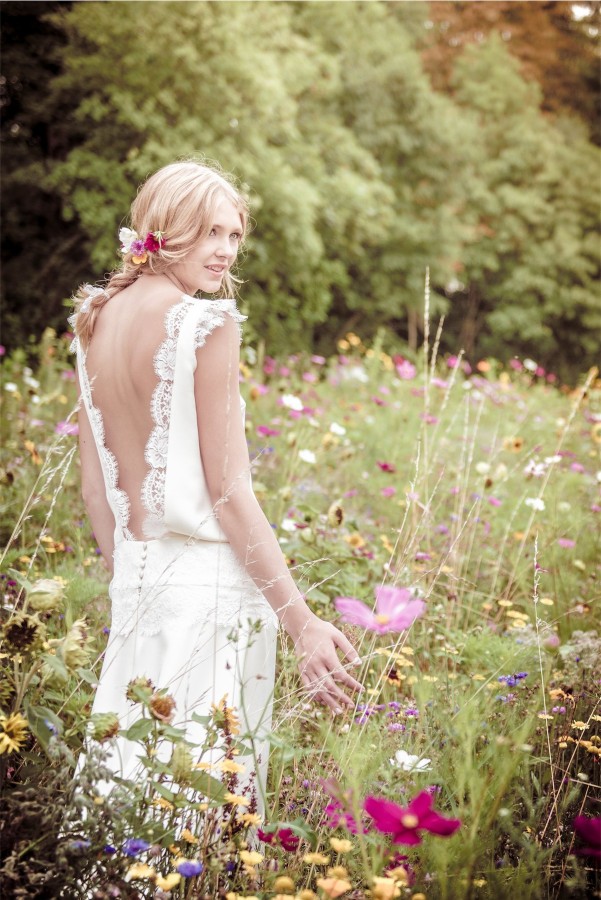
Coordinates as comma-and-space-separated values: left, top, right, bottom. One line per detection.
77, 351, 134, 541
140, 297, 246, 539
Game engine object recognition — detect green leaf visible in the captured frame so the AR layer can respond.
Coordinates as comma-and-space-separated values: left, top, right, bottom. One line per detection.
123, 717, 154, 741
76, 667, 99, 685
152, 782, 176, 802
187, 771, 227, 801
24, 703, 63, 752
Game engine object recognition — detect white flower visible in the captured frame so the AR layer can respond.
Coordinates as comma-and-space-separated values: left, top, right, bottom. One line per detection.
281, 393, 303, 411
298, 449, 316, 464
525, 497, 545, 511
3, 382, 17, 392
475, 462, 491, 475
280, 518, 297, 532
523, 358, 538, 372
390, 749, 432, 772
23, 374, 40, 389
544, 455, 562, 465
118, 227, 139, 254
524, 460, 547, 478
330, 422, 346, 436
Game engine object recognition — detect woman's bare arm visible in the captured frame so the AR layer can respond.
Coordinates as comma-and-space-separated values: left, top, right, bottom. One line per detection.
76, 370, 116, 574
194, 317, 362, 711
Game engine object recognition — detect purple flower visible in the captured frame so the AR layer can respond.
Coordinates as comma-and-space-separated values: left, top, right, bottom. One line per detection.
335, 585, 425, 635
557, 538, 575, 549
123, 838, 150, 856
176, 859, 203, 876
573, 816, 601, 858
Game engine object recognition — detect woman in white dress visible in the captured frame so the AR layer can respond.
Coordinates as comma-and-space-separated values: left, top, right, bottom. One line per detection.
70, 161, 362, 810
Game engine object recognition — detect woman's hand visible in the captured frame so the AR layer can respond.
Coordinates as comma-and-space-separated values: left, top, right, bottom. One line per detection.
291, 615, 363, 713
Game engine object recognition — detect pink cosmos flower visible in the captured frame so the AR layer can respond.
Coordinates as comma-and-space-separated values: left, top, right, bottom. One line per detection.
573, 816, 601, 858
377, 461, 396, 473
557, 538, 575, 549
55, 421, 79, 436
256, 425, 280, 437
396, 360, 417, 380
364, 791, 461, 845
381, 486, 397, 498
335, 585, 425, 635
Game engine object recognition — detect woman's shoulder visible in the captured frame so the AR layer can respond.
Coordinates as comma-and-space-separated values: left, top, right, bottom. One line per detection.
193, 298, 246, 352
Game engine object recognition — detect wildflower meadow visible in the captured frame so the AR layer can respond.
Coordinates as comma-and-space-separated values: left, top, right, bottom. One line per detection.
1, 303, 600, 899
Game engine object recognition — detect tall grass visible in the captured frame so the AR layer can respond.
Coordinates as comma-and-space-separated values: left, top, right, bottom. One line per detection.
0, 313, 599, 898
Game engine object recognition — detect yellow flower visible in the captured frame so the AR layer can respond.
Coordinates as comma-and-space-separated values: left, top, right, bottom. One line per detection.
217, 758, 246, 774
0, 712, 29, 754
224, 792, 250, 807
297, 892, 318, 900
304, 852, 330, 865
344, 532, 365, 549
316, 876, 352, 898
371, 876, 401, 899
239, 850, 263, 865
180, 828, 199, 844
274, 875, 296, 892
238, 812, 262, 826
155, 872, 181, 890
329, 838, 353, 853
125, 862, 156, 881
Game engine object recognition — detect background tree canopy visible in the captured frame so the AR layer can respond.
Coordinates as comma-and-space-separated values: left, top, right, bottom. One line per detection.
1, 0, 599, 380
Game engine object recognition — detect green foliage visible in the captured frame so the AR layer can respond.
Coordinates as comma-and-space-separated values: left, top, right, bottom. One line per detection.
1, 2, 599, 379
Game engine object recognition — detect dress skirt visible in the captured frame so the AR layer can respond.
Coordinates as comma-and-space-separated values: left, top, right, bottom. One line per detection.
84, 534, 278, 812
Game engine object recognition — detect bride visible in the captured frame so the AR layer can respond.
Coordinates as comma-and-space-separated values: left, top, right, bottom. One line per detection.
70, 160, 362, 810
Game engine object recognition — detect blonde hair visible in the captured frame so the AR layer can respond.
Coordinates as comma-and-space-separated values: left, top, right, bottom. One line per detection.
72, 160, 249, 349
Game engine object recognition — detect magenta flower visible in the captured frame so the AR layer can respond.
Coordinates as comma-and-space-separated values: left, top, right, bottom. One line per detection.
364, 791, 461, 845
377, 461, 396, 473
573, 816, 601, 859
335, 585, 425, 635
557, 538, 576, 549
256, 425, 280, 437
258, 826, 300, 852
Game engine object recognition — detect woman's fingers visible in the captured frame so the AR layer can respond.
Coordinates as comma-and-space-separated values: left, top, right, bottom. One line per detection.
333, 629, 362, 666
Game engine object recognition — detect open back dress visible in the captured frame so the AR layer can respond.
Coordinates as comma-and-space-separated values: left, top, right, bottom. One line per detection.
72, 289, 278, 809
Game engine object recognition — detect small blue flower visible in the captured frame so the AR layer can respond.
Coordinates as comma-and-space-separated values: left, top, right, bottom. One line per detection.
103, 845, 117, 855
123, 837, 150, 856
176, 859, 203, 877
67, 839, 91, 852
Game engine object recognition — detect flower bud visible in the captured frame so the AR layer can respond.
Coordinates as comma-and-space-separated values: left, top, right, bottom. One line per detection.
90, 712, 120, 742
28, 578, 65, 612
169, 742, 193, 783
327, 501, 344, 528
62, 619, 93, 669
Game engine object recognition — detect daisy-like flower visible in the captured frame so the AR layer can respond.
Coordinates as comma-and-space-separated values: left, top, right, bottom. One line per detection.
390, 749, 432, 772
0, 711, 29, 755
365, 791, 461, 845
299, 449, 316, 464
525, 497, 545, 512
335, 586, 425, 635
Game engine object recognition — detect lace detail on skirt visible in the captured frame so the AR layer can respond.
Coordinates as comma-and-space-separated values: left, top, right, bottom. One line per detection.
109, 537, 278, 637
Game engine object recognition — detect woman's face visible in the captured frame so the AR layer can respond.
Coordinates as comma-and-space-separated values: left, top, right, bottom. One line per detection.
173, 196, 244, 294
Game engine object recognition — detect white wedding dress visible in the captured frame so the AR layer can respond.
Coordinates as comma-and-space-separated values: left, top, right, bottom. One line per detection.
72, 291, 278, 811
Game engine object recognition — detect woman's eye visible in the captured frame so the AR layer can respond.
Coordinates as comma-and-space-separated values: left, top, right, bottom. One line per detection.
231, 233, 242, 241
